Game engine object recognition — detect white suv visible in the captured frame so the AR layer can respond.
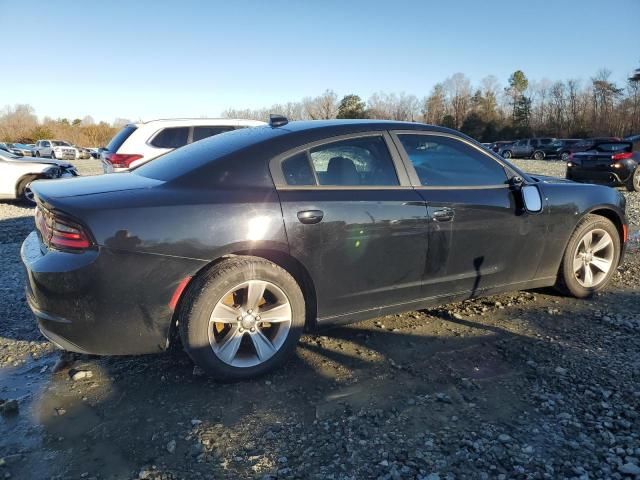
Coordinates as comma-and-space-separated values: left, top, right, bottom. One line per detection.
33, 140, 78, 160
101, 118, 266, 173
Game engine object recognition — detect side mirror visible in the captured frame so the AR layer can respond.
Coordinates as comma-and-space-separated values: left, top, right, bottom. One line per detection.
522, 185, 542, 213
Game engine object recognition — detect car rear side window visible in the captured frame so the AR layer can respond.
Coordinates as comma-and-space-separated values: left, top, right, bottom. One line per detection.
193, 126, 235, 142
106, 125, 137, 152
397, 134, 507, 187
308, 136, 399, 186
282, 152, 316, 185
150, 127, 189, 149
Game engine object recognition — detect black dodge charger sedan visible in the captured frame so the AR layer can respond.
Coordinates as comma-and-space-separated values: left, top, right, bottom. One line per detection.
22, 118, 628, 380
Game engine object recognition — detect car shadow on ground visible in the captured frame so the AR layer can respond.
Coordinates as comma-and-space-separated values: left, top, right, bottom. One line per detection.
3, 285, 637, 479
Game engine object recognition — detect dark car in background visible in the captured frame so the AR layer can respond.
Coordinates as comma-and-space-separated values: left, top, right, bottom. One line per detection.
489, 140, 514, 154
22, 119, 628, 380
544, 139, 581, 161
567, 140, 639, 192
499, 138, 555, 159
566, 137, 621, 156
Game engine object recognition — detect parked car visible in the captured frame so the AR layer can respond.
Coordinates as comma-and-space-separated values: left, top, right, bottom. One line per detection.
566, 140, 639, 192
33, 140, 78, 160
541, 139, 582, 161
101, 118, 266, 173
22, 118, 627, 380
1, 143, 35, 157
489, 140, 514, 154
499, 138, 555, 159
566, 137, 621, 156
73, 146, 92, 160
0, 150, 78, 203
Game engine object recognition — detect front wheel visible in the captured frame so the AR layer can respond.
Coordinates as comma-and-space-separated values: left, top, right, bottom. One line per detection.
502, 150, 512, 159
626, 168, 640, 192
533, 150, 545, 160
17, 176, 37, 205
50, 151, 56, 159
555, 214, 620, 298
560, 152, 570, 161
179, 256, 305, 380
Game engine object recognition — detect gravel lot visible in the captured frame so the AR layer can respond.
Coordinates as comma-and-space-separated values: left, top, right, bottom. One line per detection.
1, 158, 639, 480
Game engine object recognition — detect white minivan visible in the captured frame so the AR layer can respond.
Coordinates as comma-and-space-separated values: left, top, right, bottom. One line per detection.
102, 118, 266, 173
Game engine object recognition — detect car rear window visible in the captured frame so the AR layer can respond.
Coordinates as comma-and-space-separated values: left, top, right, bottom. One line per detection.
134, 126, 283, 181
106, 125, 137, 152
150, 127, 190, 149
591, 142, 632, 153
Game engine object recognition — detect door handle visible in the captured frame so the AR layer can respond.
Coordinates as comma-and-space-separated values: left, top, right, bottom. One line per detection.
297, 210, 324, 224
431, 208, 454, 222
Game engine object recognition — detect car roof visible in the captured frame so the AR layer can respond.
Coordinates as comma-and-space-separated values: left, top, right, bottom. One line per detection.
130, 118, 266, 128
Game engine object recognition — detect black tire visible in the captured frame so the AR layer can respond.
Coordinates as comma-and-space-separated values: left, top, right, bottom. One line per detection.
555, 214, 620, 298
50, 151, 56, 159
179, 256, 305, 381
502, 150, 512, 159
35, 151, 40, 158
560, 152, 570, 161
626, 168, 640, 192
533, 150, 545, 160
17, 176, 38, 205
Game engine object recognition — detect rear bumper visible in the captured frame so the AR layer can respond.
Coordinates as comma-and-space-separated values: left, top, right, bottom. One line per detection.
566, 167, 632, 186
21, 231, 205, 355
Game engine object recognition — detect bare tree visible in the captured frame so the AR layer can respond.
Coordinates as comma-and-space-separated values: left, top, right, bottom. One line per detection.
443, 73, 471, 129
303, 90, 338, 120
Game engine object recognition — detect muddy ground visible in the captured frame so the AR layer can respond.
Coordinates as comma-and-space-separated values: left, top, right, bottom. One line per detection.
1, 159, 639, 480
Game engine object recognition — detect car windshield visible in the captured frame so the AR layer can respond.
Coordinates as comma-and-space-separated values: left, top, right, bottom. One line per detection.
51, 141, 71, 147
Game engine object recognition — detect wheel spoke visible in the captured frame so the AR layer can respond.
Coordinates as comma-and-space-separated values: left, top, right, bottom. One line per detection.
245, 281, 267, 311
591, 234, 611, 253
250, 330, 277, 361
573, 255, 583, 273
581, 231, 593, 250
216, 325, 243, 364
258, 303, 291, 323
210, 303, 239, 324
583, 264, 594, 287
590, 256, 611, 273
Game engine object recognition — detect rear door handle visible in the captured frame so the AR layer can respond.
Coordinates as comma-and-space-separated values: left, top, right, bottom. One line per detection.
297, 210, 324, 224
431, 207, 454, 222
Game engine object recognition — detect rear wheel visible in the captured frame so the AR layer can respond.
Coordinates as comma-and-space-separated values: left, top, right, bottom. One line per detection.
179, 256, 305, 380
555, 214, 620, 298
502, 150, 512, 159
626, 168, 640, 192
533, 150, 545, 160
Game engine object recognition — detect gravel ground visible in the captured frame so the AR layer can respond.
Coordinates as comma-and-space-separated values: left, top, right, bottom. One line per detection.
0, 159, 639, 480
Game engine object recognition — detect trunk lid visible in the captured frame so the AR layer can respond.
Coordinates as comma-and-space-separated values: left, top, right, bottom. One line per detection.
31, 172, 162, 201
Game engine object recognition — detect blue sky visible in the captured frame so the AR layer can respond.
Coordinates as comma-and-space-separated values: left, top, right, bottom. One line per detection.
2, 0, 638, 123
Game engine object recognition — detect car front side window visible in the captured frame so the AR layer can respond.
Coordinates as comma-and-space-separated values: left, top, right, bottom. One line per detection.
397, 134, 508, 187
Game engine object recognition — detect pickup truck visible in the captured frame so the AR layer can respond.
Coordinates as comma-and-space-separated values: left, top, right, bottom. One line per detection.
33, 140, 78, 160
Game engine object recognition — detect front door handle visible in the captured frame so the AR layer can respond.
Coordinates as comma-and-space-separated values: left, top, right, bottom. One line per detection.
431, 208, 454, 222
297, 210, 324, 224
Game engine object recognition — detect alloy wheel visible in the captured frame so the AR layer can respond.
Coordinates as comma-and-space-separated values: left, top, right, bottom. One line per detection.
561, 152, 569, 161
208, 280, 292, 368
573, 228, 615, 288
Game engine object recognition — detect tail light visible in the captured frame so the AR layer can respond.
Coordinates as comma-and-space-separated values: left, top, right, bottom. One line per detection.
105, 152, 143, 169
35, 206, 92, 251
611, 152, 633, 161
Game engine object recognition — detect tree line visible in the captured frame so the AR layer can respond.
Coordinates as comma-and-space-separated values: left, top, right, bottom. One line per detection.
0, 105, 125, 147
2, 68, 638, 146
223, 68, 640, 141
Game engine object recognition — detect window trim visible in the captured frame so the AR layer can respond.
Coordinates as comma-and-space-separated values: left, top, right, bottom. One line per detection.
389, 130, 517, 190
270, 131, 413, 190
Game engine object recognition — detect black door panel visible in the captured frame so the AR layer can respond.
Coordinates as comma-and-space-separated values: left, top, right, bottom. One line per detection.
279, 189, 428, 319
